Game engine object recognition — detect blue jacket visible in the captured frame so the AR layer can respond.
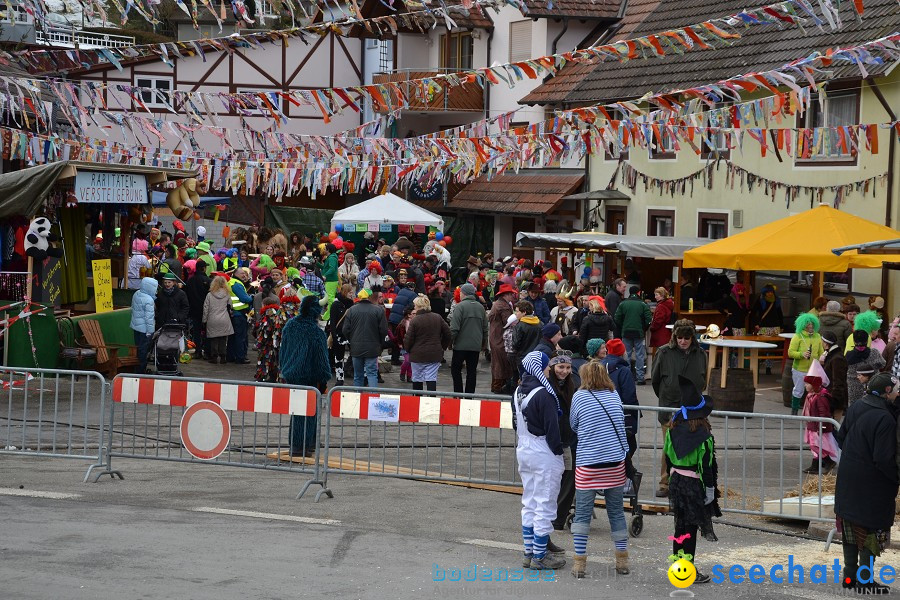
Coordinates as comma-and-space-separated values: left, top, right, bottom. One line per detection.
389, 288, 417, 325
529, 296, 552, 325
512, 374, 563, 455
130, 277, 158, 334
602, 354, 641, 433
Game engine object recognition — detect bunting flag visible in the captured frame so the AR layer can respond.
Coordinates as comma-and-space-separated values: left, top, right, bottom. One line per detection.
619, 160, 888, 209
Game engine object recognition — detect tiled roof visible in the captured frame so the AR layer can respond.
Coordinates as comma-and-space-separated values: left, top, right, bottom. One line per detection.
523, 0, 898, 105
523, 0, 622, 19
441, 170, 584, 215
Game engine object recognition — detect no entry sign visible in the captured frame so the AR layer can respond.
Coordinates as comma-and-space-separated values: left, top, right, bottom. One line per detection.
180, 400, 231, 460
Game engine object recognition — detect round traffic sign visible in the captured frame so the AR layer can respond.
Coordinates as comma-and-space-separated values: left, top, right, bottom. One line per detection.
180, 400, 231, 460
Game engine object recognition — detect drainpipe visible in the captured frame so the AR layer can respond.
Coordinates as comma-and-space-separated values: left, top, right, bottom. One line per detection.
359, 39, 366, 127
551, 17, 569, 58
864, 77, 897, 301
485, 27, 494, 120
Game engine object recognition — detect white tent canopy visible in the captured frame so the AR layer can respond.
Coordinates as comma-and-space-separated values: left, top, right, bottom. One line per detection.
516, 231, 712, 260
331, 193, 444, 229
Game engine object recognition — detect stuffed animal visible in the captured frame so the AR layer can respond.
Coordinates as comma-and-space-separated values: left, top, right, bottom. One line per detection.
24, 217, 63, 260
166, 178, 201, 220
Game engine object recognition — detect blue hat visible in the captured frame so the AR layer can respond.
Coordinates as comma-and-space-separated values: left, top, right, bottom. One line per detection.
541, 323, 561, 339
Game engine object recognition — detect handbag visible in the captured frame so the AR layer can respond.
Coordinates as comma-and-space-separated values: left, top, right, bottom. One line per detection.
327, 311, 348, 349
588, 390, 637, 479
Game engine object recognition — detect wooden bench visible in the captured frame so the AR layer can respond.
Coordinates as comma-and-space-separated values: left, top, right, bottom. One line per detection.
57, 316, 96, 370
77, 319, 140, 376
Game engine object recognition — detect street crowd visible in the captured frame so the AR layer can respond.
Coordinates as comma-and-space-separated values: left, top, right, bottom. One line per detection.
123, 222, 900, 592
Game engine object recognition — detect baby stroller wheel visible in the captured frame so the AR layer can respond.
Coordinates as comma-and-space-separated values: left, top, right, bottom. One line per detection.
630, 515, 643, 538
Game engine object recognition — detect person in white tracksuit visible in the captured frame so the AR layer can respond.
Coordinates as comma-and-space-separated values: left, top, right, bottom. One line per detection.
514, 350, 566, 570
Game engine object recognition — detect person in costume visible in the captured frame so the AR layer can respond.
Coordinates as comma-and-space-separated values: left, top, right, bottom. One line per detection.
664, 375, 721, 585
513, 351, 566, 571
834, 373, 899, 594
279, 295, 331, 458
319, 243, 339, 320
788, 313, 824, 415
801, 374, 840, 473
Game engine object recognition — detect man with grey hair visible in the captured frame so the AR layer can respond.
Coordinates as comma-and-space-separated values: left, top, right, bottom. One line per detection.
450, 283, 489, 393
819, 300, 853, 350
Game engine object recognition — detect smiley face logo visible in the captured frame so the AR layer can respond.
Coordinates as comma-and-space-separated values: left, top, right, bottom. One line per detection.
668, 558, 696, 588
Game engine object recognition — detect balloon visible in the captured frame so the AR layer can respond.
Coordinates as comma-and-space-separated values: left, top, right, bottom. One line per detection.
435, 232, 444, 241
193, 213, 201, 220
329, 232, 338, 240
443, 235, 452, 245
335, 223, 344, 232
333, 239, 344, 249
438, 240, 446, 246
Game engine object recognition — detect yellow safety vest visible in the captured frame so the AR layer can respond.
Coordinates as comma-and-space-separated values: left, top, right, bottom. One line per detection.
228, 278, 250, 311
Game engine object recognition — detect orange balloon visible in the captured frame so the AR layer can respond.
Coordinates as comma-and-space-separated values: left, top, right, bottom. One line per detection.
193, 212, 201, 220
438, 240, 446, 246
222, 225, 231, 238
329, 232, 338, 240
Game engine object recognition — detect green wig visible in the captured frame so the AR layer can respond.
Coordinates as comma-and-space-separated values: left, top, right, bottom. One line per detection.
257, 254, 275, 270
285, 267, 300, 281
794, 312, 820, 333
854, 310, 883, 334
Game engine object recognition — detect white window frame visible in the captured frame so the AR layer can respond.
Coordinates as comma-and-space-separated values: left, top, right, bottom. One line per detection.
697, 209, 729, 240
700, 106, 730, 159
796, 89, 860, 163
649, 125, 676, 160
134, 76, 173, 109
1, 3, 31, 24
236, 88, 284, 116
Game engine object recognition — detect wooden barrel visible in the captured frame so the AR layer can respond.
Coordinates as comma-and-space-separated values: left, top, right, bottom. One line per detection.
707, 368, 755, 412
781, 362, 794, 407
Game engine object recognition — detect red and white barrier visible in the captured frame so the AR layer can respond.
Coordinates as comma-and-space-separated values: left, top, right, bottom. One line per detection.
112, 376, 317, 416
330, 390, 513, 429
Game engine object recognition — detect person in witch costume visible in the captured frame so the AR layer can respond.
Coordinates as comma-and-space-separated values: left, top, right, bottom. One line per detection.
663, 375, 721, 585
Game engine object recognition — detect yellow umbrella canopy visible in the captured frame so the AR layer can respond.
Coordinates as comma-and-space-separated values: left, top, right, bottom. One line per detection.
683, 205, 900, 271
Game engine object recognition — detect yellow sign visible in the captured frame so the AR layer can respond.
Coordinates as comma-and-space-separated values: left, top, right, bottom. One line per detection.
92, 259, 114, 313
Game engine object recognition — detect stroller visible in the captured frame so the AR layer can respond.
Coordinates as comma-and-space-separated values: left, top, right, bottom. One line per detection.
564, 466, 645, 538
148, 322, 188, 376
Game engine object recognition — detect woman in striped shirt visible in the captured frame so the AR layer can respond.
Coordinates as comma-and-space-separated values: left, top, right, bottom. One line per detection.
569, 360, 630, 578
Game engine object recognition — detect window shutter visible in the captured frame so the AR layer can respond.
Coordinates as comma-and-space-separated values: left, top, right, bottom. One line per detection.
509, 20, 532, 63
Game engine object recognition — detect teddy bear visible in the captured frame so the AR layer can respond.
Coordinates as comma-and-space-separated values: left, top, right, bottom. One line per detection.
166, 178, 201, 221
24, 217, 63, 260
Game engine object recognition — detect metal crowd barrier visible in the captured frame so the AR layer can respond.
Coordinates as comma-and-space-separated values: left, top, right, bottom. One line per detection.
0, 366, 111, 482
315, 386, 519, 500
96, 374, 328, 499
628, 405, 841, 524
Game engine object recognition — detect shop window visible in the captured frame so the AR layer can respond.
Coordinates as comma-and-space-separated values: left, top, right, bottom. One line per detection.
698, 212, 727, 239
134, 76, 173, 109
440, 32, 474, 71
796, 85, 860, 165
647, 209, 674, 236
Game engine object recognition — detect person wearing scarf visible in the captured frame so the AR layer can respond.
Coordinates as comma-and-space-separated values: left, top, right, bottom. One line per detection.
846, 329, 886, 407
718, 283, 750, 336
279, 295, 331, 458
513, 351, 566, 572
664, 375, 721, 585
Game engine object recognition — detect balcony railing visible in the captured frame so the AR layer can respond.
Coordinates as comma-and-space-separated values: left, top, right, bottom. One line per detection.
36, 26, 136, 49
372, 68, 484, 113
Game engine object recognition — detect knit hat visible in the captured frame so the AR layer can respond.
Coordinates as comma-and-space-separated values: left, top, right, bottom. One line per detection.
357, 289, 370, 300
460, 283, 477, 297
852, 329, 870, 347
803, 375, 823, 390
196, 241, 211, 253
520, 351, 561, 413
586, 338, 606, 358
867, 372, 898, 396
826, 300, 841, 312
541, 323, 561, 339
548, 353, 572, 367
820, 331, 837, 346
557, 335, 582, 354
606, 338, 626, 356
856, 365, 877, 376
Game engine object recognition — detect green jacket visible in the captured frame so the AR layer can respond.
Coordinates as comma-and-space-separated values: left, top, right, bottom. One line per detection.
788, 331, 824, 373
450, 296, 489, 352
614, 296, 652, 340
320, 253, 339, 282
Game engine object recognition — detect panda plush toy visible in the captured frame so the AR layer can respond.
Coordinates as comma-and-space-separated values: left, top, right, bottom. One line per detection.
24, 217, 63, 261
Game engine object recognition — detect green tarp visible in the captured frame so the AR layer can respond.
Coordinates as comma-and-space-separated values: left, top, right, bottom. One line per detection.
265, 206, 336, 237
0, 162, 71, 219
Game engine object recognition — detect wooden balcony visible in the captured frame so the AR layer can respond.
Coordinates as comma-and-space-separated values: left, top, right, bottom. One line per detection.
372, 69, 484, 113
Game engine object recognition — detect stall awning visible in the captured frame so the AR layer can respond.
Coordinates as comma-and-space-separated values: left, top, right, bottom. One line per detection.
331, 193, 444, 228
683, 205, 900, 271
516, 231, 711, 259
447, 170, 584, 216
0, 160, 199, 219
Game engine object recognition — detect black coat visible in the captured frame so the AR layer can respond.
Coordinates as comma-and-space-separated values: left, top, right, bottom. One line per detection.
834, 394, 899, 530
185, 271, 211, 320
155, 287, 190, 326
579, 312, 612, 351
